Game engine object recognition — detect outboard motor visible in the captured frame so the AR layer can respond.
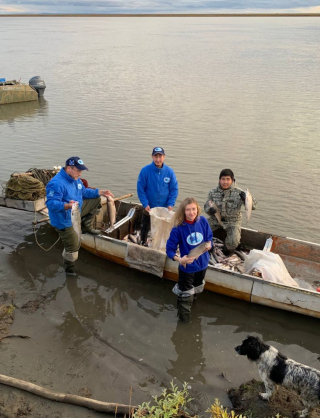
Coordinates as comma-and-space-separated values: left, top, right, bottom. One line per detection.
29, 76, 46, 97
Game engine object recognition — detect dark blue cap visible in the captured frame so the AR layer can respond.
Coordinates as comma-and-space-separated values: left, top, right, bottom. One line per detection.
152, 147, 165, 156
65, 156, 88, 171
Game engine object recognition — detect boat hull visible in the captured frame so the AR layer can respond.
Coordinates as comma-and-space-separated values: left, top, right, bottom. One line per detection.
81, 232, 320, 319
0, 84, 38, 105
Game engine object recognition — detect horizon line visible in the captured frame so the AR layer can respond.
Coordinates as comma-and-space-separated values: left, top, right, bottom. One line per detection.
1, 13, 320, 17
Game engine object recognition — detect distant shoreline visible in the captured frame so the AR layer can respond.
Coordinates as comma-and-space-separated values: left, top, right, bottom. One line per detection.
1, 13, 320, 17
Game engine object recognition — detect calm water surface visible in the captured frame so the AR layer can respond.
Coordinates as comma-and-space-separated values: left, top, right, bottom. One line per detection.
1, 17, 320, 413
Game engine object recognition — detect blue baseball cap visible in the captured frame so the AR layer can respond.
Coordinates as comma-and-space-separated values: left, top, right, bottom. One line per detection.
65, 156, 88, 171
152, 147, 165, 156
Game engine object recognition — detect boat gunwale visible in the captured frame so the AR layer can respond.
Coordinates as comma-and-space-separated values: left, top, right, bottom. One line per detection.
86, 231, 320, 298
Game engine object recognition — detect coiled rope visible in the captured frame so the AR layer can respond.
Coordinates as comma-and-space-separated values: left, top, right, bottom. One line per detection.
2, 168, 61, 251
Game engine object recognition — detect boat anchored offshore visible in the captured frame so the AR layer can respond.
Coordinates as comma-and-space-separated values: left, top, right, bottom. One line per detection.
0, 76, 46, 105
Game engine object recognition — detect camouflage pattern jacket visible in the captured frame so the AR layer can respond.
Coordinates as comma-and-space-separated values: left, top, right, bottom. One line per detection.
204, 183, 257, 224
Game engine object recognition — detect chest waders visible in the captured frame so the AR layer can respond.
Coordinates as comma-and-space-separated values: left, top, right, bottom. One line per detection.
177, 295, 194, 323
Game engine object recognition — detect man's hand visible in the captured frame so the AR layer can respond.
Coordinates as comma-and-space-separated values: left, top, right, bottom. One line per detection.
64, 200, 76, 210
167, 206, 173, 211
239, 191, 246, 202
144, 205, 151, 212
99, 190, 114, 198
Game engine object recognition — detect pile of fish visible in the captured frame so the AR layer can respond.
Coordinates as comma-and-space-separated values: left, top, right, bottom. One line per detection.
208, 237, 248, 274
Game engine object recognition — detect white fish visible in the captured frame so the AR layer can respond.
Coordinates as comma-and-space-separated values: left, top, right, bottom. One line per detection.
209, 200, 225, 228
245, 189, 253, 223
71, 202, 81, 245
107, 196, 116, 227
188, 241, 211, 259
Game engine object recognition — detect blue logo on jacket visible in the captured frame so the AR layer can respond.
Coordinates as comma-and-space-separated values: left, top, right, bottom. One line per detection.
187, 232, 203, 246
164, 177, 170, 183
78, 183, 82, 189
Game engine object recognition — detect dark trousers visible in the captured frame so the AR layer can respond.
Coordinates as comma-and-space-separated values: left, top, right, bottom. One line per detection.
140, 210, 150, 243
178, 268, 207, 292
176, 269, 207, 322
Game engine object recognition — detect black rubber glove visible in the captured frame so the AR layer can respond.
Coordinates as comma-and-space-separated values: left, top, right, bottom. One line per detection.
208, 207, 216, 216
239, 191, 246, 202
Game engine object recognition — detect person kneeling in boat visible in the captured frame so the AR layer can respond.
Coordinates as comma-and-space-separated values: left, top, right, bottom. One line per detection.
204, 169, 257, 255
166, 197, 213, 323
46, 156, 114, 276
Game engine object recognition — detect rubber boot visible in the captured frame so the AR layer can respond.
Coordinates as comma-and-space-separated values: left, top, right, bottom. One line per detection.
222, 245, 234, 256
64, 259, 77, 276
177, 295, 194, 323
140, 229, 148, 247
81, 214, 101, 235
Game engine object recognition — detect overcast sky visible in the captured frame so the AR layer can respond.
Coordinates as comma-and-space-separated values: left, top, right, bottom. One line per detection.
1, 0, 320, 14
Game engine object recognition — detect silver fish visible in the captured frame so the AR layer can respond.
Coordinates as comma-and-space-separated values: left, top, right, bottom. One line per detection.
234, 250, 247, 261
245, 189, 253, 223
188, 241, 211, 259
211, 251, 219, 263
209, 201, 225, 228
215, 248, 225, 258
235, 265, 245, 274
71, 202, 81, 245
107, 196, 116, 227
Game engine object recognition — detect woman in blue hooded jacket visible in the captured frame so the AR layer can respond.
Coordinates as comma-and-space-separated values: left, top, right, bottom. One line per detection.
166, 197, 212, 322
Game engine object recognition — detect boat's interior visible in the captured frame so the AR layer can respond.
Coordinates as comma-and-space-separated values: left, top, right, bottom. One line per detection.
96, 199, 320, 290
96, 199, 144, 240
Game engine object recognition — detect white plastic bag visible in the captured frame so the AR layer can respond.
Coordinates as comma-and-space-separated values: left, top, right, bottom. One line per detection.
244, 249, 299, 287
149, 207, 175, 253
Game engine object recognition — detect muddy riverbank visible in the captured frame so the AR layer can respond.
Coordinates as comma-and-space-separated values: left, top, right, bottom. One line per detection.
229, 379, 320, 418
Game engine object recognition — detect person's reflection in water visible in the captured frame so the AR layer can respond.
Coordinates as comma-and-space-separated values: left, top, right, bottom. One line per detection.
167, 313, 206, 385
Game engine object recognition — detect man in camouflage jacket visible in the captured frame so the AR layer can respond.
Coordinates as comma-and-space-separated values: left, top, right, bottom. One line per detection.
204, 169, 257, 253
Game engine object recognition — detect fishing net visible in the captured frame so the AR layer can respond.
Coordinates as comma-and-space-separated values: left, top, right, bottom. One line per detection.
2, 168, 58, 201
26, 168, 57, 186
149, 207, 175, 253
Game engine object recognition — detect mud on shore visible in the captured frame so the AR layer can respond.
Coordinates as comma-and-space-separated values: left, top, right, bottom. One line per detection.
229, 379, 320, 418
0, 290, 96, 418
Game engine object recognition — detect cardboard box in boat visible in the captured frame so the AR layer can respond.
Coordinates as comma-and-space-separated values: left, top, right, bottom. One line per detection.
0, 196, 46, 212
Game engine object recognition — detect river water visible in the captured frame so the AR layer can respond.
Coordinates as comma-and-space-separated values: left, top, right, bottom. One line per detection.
0, 17, 320, 415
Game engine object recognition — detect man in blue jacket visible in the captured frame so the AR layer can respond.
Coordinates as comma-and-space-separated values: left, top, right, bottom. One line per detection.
46, 156, 114, 275
137, 147, 178, 245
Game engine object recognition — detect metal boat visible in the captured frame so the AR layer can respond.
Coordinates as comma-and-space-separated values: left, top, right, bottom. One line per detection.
80, 199, 320, 319
2, 192, 319, 319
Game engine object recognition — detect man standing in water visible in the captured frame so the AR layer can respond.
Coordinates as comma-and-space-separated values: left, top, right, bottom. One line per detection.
137, 147, 179, 246
204, 169, 257, 255
46, 156, 114, 276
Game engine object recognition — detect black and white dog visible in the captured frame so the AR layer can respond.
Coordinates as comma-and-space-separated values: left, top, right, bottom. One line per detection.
235, 335, 320, 418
